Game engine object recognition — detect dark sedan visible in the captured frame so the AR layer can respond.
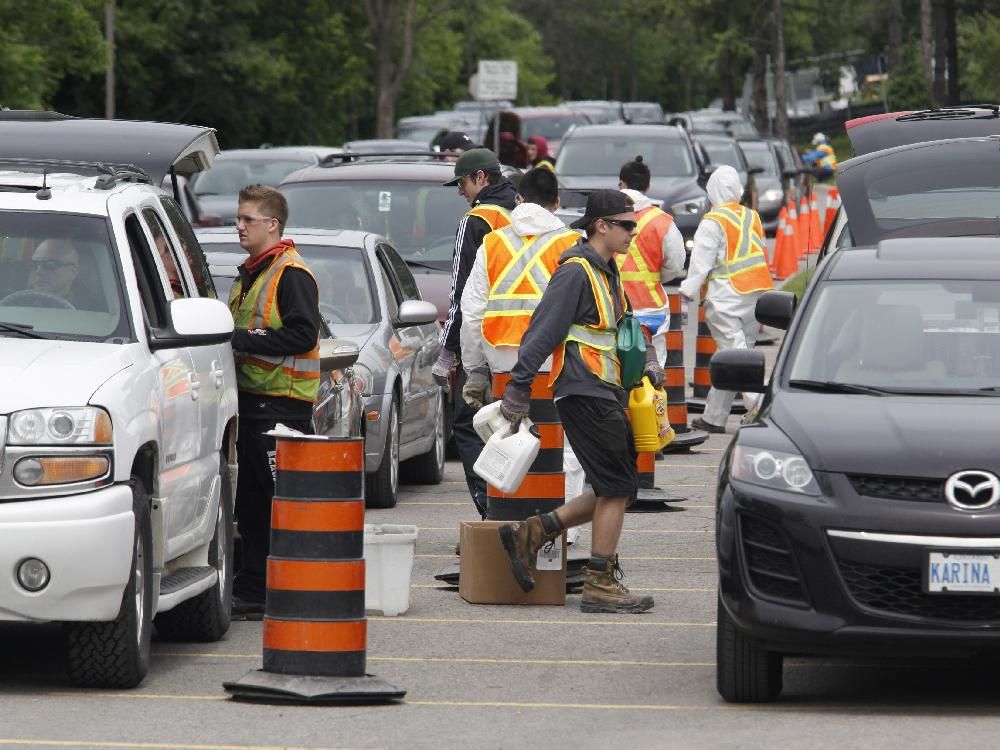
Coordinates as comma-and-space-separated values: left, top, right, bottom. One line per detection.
711, 237, 1000, 703
737, 139, 786, 235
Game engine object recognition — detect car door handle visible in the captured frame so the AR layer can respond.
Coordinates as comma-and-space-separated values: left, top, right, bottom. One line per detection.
188, 373, 201, 401
210, 360, 225, 388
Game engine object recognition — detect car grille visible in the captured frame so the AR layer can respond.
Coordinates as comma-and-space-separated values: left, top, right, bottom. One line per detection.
739, 514, 808, 605
848, 474, 944, 502
837, 560, 1000, 624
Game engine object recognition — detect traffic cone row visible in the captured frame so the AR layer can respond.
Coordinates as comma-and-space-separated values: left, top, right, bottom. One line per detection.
823, 186, 841, 236
768, 196, 799, 281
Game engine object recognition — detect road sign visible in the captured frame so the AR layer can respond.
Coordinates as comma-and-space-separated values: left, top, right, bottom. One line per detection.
475, 60, 517, 101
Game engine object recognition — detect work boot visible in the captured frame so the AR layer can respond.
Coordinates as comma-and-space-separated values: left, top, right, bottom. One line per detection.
580, 555, 654, 614
498, 516, 559, 593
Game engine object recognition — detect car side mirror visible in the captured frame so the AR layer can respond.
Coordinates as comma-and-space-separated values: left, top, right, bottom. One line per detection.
396, 299, 438, 327
782, 169, 801, 179
319, 338, 359, 371
710, 349, 766, 393
149, 297, 234, 350
755, 290, 797, 330
747, 167, 765, 176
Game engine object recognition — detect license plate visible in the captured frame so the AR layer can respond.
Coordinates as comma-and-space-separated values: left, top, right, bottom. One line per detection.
926, 551, 1000, 594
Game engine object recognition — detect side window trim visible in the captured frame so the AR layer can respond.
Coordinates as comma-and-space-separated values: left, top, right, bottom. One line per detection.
141, 207, 188, 299
124, 212, 169, 330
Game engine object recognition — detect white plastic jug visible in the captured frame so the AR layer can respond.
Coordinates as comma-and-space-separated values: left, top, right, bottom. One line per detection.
473, 419, 540, 493
472, 400, 510, 442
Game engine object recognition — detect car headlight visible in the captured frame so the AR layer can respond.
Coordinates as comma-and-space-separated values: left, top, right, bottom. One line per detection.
732, 444, 819, 495
352, 363, 374, 397
670, 195, 709, 215
762, 188, 783, 202
7, 407, 113, 445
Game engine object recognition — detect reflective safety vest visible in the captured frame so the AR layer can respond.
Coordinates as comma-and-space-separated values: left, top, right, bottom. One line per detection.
705, 203, 774, 295
548, 256, 627, 389
229, 248, 321, 403
817, 143, 837, 171
616, 205, 674, 309
466, 203, 512, 232
482, 225, 581, 347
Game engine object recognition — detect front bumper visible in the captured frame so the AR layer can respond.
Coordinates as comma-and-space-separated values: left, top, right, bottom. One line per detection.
0, 483, 135, 622
718, 473, 1000, 655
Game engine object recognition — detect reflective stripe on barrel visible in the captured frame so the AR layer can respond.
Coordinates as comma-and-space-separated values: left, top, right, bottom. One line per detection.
664, 290, 690, 432
265, 435, 367, 677
692, 303, 716, 398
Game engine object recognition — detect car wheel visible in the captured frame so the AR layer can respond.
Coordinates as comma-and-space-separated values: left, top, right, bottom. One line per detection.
64, 477, 153, 688
366, 398, 399, 509
716, 596, 782, 703
401, 390, 446, 485
153, 453, 234, 642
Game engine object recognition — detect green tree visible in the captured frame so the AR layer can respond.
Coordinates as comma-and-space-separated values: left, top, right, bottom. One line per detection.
886, 43, 933, 110
958, 11, 1000, 102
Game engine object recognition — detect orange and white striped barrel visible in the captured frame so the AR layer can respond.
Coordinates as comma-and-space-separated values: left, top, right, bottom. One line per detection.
691, 302, 716, 399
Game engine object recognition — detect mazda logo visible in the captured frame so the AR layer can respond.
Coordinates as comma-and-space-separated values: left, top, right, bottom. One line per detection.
944, 470, 1000, 511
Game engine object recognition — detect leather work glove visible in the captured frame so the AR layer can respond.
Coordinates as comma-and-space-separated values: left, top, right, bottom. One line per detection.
499, 382, 531, 429
431, 347, 458, 389
462, 367, 492, 410
644, 360, 665, 389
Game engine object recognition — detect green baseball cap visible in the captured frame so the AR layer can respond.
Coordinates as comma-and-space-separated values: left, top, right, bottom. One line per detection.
442, 147, 501, 186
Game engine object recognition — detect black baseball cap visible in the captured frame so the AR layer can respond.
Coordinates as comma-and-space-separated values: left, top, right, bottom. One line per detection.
439, 131, 474, 152
443, 147, 500, 186
569, 189, 632, 229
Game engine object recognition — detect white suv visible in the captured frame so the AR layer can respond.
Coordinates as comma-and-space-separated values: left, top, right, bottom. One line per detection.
0, 113, 238, 687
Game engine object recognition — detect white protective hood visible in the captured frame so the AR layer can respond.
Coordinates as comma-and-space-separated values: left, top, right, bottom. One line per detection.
620, 188, 653, 212
509, 201, 565, 236
706, 165, 743, 208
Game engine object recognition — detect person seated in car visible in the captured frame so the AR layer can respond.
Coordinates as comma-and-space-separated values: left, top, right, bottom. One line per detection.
28, 240, 85, 305
152, 228, 185, 298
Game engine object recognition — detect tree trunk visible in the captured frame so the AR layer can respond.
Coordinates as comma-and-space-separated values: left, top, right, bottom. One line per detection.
932, 0, 947, 105
750, 47, 769, 135
773, 0, 788, 138
887, 0, 903, 72
945, 0, 959, 105
920, 0, 934, 103
363, 0, 418, 139
464, 0, 475, 80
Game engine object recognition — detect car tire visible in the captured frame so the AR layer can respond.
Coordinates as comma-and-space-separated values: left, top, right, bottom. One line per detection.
716, 596, 782, 703
64, 477, 153, 688
154, 453, 234, 642
401, 390, 446, 485
366, 398, 399, 509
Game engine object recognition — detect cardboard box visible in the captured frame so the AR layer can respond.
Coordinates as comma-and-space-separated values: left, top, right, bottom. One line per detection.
459, 521, 566, 605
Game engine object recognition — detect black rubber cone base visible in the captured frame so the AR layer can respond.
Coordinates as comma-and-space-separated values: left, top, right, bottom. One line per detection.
224, 670, 405, 704
686, 395, 746, 415
628, 487, 687, 513
433, 561, 461, 586
662, 429, 710, 452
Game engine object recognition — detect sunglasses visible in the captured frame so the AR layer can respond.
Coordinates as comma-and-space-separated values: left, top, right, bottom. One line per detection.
31, 259, 77, 272
601, 218, 638, 232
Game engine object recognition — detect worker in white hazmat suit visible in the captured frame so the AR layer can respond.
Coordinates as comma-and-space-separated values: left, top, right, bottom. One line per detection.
679, 165, 773, 433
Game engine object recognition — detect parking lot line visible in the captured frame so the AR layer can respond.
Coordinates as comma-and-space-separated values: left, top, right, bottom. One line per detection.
416, 554, 715, 560
0, 741, 362, 750
410, 584, 716, 592
368, 615, 715, 626
418, 527, 712, 534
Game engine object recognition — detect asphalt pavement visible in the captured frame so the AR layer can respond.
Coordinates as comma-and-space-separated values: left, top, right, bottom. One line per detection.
2, 264, 1000, 749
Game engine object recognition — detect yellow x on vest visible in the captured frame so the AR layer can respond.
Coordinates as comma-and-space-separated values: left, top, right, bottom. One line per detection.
705, 203, 773, 295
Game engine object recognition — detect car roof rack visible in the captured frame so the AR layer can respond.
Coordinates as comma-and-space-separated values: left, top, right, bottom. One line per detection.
319, 151, 451, 166
0, 158, 151, 189
896, 104, 999, 122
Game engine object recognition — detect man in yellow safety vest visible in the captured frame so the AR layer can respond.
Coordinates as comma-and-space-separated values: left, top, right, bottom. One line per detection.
228, 184, 321, 614
680, 166, 773, 434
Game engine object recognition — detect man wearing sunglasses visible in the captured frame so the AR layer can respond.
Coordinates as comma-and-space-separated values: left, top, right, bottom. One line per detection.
29, 239, 81, 303
495, 189, 662, 614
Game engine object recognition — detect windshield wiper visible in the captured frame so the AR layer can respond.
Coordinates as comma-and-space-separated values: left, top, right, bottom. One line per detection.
405, 258, 444, 272
788, 379, 890, 396
0, 321, 49, 339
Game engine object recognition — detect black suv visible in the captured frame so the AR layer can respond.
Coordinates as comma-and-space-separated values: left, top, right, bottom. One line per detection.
712, 238, 1000, 703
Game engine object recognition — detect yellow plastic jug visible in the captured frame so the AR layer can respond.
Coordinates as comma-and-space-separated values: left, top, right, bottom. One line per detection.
628, 376, 676, 452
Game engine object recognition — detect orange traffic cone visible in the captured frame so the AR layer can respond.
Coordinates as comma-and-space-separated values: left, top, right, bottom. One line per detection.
796, 195, 810, 259
769, 207, 786, 274
771, 213, 799, 281
823, 186, 841, 236
808, 189, 822, 255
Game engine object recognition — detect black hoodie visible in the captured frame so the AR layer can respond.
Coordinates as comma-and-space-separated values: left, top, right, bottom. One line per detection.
441, 179, 518, 355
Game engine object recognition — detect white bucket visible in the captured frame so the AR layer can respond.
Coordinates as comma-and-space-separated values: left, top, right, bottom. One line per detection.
363, 523, 418, 616
473, 420, 540, 493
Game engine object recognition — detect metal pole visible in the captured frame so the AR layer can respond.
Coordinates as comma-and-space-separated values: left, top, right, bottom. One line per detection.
493, 108, 499, 155
104, 1, 115, 119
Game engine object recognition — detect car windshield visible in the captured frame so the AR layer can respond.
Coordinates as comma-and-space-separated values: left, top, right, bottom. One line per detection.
207, 242, 376, 325
0, 211, 130, 340
740, 143, 780, 176
395, 125, 444, 145
557, 137, 696, 177
788, 279, 1000, 392
280, 181, 466, 268
192, 157, 315, 196
625, 104, 663, 123
521, 115, 590, 140
702, 140, 745, 169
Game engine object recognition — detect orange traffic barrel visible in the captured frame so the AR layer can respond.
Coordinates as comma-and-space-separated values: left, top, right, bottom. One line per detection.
224, 434, 404, 703
662, 290, 707, 451
487, 373, 564, 521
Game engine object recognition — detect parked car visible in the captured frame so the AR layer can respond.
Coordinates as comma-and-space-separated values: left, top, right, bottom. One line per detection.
395, 114, 482, 149
483, 106, 592, 165
162, 174, 222, 228
693, 133, 759, 214
736, 139, 786, 234
206, 252, 363, 441
562, 100, 626, 125
197, 227, 444, 509
670, 110, 760, 138
257, 144, 345, 161
342, 139, 434, 158
0, 111, 237, 688
713, 236, 1000, 702
189, 148, 321, 224
554, 124, 710, 257
624, 101, 666, 124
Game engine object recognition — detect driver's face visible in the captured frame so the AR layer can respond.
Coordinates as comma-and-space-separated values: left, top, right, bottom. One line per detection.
31, 242, 79, 297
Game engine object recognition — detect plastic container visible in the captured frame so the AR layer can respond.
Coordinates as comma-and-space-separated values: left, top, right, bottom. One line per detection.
628, 376, 676, 452
363, 523, 418, 616
473, 419, 540, 493
472, 400, 509, 442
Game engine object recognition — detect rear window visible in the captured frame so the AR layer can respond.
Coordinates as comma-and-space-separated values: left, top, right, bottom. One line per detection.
740, 143, 779, 176
557, 137, 696, 177
192, 157, 316, 195
701, 141, 746, 170
521, 115, 589, 141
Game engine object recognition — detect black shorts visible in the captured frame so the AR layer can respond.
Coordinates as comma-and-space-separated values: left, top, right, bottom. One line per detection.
556, 395, 638, 500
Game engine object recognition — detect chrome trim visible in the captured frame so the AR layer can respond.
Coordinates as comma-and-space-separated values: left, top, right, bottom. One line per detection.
829, 529, 1000, 548
0, 416, 6, 472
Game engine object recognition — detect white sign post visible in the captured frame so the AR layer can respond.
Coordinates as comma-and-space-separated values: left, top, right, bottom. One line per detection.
473, 60, 517, 155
